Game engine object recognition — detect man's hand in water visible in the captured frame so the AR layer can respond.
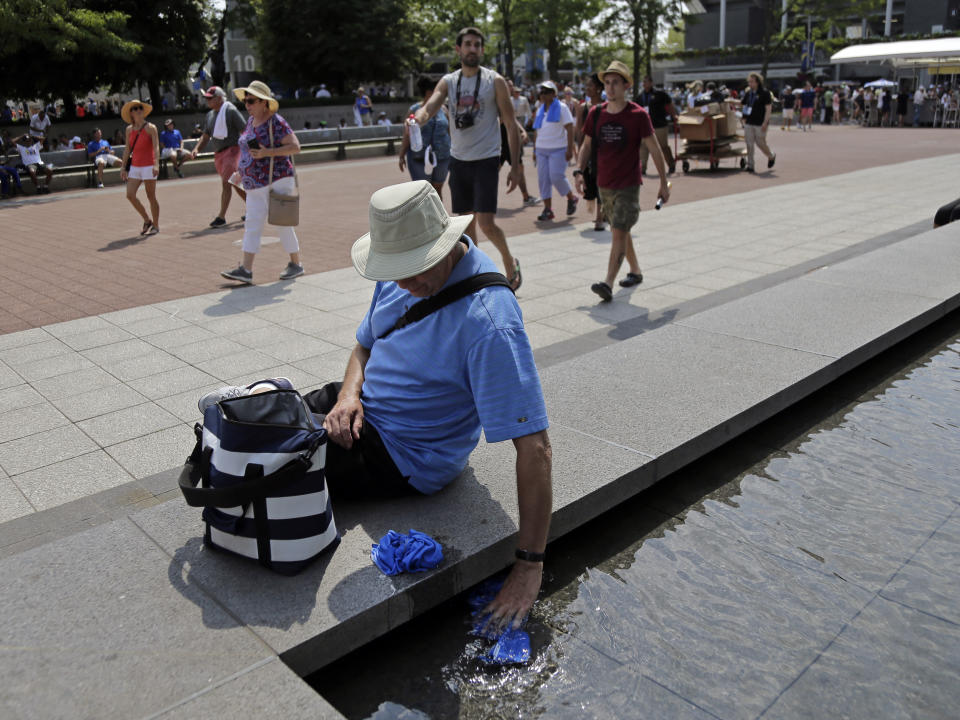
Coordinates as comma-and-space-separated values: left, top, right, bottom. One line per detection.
482, 560, 542, 632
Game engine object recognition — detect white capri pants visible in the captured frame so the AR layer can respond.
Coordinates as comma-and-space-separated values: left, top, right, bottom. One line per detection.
535, 146, 571, 200
242, 176, 299, 254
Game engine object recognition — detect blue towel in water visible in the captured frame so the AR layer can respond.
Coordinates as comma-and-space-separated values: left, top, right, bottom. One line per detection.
371, 529, 443, 575
467, 576, 533, 665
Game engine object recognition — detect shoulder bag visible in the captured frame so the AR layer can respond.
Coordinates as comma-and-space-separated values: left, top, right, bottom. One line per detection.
267, 116, 300, 226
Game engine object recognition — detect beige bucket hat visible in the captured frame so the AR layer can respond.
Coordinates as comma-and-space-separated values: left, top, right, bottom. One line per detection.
233, 80, 279, 112
602, 60, 633, 87
351, 181, 473, 281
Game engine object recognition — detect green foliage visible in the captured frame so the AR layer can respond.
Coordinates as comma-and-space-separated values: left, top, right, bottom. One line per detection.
601, 0, 685, 82
254, 0, 425, 92
517, 0, 604, 79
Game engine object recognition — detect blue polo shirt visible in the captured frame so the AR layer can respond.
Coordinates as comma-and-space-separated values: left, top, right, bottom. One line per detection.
355, 238, 548, 494
86, 139, 112, 157
160, 128, 183, 149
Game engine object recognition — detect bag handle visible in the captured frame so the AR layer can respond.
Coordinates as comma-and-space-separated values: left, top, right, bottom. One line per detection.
378, 271, 512, 340
268, 116, 298, 191
178, 430, 324, 508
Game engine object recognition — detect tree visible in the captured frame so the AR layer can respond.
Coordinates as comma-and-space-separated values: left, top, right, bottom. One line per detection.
754, 0, 884, 78
520, 0, 604, 81
602, 0, 685, 85
90, 0, 210, 106
253, 0, 425, 94
0, 0, 138, 112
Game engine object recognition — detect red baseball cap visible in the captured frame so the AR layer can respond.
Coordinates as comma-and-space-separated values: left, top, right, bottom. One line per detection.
202, 86, 227, 99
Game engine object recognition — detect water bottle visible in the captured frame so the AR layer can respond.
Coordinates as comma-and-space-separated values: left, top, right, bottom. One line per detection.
656, 181, 671, 210
407, 115, 423, 152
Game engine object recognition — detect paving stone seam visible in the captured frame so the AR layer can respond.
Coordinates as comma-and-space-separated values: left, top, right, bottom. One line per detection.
138, 655, 280, 720
551, 422, 658, 460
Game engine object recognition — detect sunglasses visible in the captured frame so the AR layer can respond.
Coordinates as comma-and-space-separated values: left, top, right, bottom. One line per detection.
130, 106, 143, 112
244, 97, 261, 105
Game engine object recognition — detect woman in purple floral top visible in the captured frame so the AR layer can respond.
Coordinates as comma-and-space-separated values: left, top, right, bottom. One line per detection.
220, 81, 304, 284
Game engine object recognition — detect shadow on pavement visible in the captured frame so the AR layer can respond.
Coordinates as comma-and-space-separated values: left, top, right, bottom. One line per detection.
202, 282, 293, 317
97, 234, 150, 252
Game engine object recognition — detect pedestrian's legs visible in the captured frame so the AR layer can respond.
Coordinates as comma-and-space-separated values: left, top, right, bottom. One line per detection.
240, 184, 269, 270
218, 178, 233, 219
126, 179, 150, 224
476, 212, 515, 276
44, 166, 53, 191
752, 126, 773, 160
96, 159, 104, 184
605, 228, 641, 287
0, 171, 9, 196
143, 179, 160, 228
273, 177, 302, 267
25, 166, 39, 191
744, 125, 757, 169
516, 161, 531, 200
655, 126, 674, 170
547, 148, 572, 198
536, 148, 554, 207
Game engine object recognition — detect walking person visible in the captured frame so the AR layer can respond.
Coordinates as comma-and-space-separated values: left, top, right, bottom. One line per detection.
741, 72, 776, 173
501, 80, 539, 206
896, 87, 909, 127
119, 101, 160, 235
354, 88, 373, 126
573, 61, 670, 302
781, 86, 796, 130
221, 81, 303, 284
191, 86, 247, 227
800, 81, 815, 131
575, 73, 606, 231
399, 75, 452, 198
531, 81, 577, 222
414, 26, 524, 290
637, 75, 679, 175
913, 85, 926, 127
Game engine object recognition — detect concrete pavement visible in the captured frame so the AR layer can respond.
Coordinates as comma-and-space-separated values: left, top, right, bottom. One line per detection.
0, 150, 958, 718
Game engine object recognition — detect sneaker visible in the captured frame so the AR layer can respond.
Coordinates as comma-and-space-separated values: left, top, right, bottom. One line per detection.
209, 216, 226, 227
97, 182, 104, 188
221, 265, 253, 283
768, 153, 776, 169
566, 196, 578, 216
246, 377, 294, 394
197, 385, 248, 413
536, 209, 555, 221
175, 168, 184, 178
590, 281, 613, 302
523, 195, 540, 206
279, 262, 304, 280
593, 221, 607, 231
745, 166, 755, 173
618, 271, 643, 288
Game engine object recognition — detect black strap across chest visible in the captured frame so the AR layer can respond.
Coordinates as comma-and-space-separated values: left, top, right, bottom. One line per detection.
377, 271, 512, 340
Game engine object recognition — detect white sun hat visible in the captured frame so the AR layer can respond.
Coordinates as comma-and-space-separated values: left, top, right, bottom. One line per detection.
351, 181, 472, 281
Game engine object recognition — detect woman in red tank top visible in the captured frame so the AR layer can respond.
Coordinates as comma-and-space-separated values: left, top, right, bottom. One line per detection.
119, 100, 161, 235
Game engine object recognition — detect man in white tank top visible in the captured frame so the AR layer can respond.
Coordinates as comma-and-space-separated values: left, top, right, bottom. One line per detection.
414, 27, 524, 290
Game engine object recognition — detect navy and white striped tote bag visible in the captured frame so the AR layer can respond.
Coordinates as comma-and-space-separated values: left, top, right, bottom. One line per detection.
179, 389, 340, 575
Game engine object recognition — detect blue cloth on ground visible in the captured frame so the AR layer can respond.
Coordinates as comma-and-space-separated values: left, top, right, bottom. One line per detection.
371, 529, 443, 575
532, 99, 562, 130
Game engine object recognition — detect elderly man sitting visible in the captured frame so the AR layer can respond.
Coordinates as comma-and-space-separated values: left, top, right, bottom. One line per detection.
317, 180, 552, 627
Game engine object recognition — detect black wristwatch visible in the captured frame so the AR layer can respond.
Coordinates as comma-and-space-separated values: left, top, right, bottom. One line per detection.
572, 169, 584, 177
515, 548, 545, 563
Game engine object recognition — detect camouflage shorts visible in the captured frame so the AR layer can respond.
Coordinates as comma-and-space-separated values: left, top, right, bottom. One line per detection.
597, 185, 640, 231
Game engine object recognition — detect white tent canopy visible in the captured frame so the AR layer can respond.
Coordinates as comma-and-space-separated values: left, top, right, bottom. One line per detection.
831, 37, 960, 67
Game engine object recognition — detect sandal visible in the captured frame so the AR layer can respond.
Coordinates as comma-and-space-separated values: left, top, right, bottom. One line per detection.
590, 281, 613, 302
508, 258, 522, 291
140, 221, 152, 236
146, 224, 160, 235
618, 272, 643, 287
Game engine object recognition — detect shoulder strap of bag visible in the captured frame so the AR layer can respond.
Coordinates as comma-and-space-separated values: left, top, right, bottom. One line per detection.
378, 271, 512, 340
178, 425, 324, 508
267, 116, 298, 190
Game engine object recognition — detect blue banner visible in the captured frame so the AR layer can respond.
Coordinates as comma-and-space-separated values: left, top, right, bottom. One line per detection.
801, 41, 816, 72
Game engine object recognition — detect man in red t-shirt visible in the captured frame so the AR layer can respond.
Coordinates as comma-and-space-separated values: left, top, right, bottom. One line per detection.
574, 61, 670, 302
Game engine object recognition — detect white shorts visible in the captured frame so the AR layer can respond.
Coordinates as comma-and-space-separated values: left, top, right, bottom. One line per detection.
127, 164, 156, 181
160, 147, 184, 160
95, 154, 121, 166
782, 108, 794, 119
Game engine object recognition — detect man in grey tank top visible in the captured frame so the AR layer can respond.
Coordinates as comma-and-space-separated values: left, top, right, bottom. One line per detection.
414, 27, 524, 290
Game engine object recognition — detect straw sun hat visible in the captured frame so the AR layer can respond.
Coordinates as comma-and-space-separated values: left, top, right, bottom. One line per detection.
233, 80, 279, 112
121, 100, 153, 124
351, 181, 473, 281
